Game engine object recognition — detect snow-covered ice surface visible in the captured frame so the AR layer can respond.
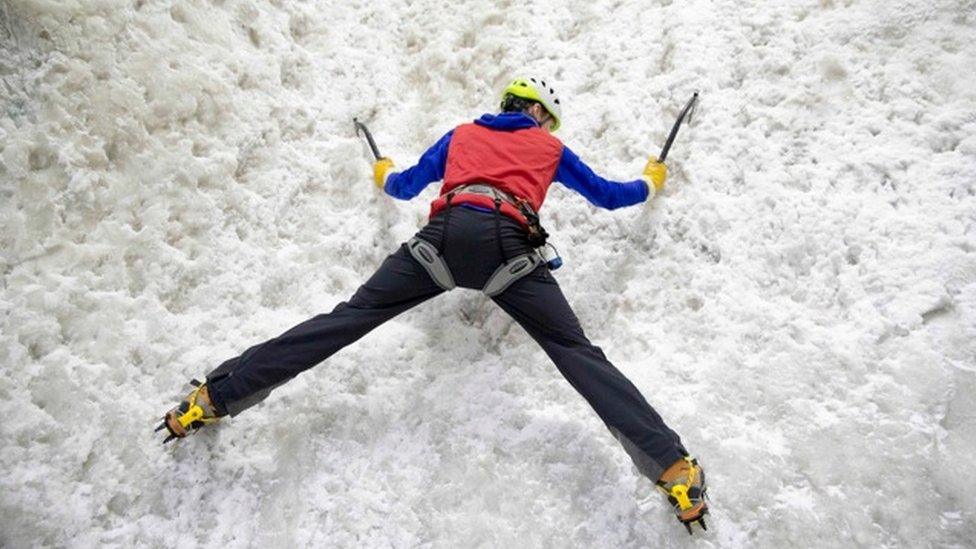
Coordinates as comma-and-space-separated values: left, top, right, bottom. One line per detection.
2, 0, 975, 546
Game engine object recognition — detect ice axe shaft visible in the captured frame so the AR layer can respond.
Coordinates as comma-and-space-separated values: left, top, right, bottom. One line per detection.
657, 92, 699, 162
353, 117, 383, 161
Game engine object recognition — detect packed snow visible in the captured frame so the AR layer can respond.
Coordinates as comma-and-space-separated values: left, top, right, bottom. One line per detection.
2, 0, 975, 547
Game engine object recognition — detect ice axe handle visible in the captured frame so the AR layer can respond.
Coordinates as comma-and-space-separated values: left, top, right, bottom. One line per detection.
657, 92, 699, 163
353, 118, 383, 161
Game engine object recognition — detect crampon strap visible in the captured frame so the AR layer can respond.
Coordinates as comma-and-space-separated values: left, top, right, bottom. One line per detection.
656, 457, 709, 535
156, 380, 220, 444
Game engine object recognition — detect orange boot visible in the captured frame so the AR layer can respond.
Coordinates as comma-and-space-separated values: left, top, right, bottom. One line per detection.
657, 456, 709, 534
155, 379, 222, 443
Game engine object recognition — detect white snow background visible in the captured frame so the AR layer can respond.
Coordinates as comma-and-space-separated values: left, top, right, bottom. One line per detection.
2, 0, 975, 547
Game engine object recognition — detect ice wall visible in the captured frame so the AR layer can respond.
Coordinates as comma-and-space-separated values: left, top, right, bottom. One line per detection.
2, 0, 974, 547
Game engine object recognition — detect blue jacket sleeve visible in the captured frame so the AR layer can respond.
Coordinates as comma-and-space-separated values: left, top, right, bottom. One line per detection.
383, 130, 454, 200
553, 146, 649, 210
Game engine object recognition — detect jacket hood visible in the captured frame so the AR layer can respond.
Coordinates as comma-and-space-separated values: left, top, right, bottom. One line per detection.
474, 112, 540, 131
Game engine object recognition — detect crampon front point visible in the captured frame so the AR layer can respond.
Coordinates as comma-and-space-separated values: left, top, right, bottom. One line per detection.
155, 379, 220, 444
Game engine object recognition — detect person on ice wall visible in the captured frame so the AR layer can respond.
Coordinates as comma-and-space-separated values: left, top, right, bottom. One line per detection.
159, 78, 709, 533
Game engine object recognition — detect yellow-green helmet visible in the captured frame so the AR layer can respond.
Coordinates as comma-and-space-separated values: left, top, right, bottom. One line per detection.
501, 77, 563, 131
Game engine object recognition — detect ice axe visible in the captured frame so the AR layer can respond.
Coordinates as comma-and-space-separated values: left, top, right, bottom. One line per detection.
353, 117, 383, 161
657, 92, 699, 162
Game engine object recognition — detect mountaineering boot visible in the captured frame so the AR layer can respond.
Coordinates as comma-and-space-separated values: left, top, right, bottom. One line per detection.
155, 379, 222, 444
657, 456, 709, 535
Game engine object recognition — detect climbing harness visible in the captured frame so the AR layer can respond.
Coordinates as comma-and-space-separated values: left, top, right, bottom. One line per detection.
407, 237, 456, 290
353, 116, 562, 297
407, 183, 562, 297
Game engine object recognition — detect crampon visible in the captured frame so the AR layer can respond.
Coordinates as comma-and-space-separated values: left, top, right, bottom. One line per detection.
657, 456, 709, 535
155, 379, 221, 444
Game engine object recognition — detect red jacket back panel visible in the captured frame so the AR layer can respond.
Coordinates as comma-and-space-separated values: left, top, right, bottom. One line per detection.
428, 122, 564, 225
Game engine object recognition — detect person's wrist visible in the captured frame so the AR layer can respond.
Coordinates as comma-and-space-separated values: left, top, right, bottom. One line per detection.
641, 177, 656, 199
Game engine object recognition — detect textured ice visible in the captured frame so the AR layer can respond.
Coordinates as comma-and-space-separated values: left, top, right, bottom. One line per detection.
1, 0, 975, 547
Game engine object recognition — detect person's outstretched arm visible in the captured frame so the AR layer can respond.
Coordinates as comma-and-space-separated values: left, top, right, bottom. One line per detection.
373, 130, 454, 200
554, 146, 667, 209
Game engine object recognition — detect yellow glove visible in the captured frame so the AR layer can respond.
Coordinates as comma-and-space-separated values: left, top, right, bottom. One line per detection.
373, 157, 395, 189
642, 158, 668, 194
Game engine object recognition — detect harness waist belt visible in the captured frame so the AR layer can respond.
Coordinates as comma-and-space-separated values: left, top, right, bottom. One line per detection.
444, 183, 536, 217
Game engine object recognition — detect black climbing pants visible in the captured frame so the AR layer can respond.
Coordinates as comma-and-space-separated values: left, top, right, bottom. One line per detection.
206, 206, 687, 481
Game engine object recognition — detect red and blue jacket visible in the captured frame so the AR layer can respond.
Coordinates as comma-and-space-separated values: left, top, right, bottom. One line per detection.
383, 112, 650, 226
